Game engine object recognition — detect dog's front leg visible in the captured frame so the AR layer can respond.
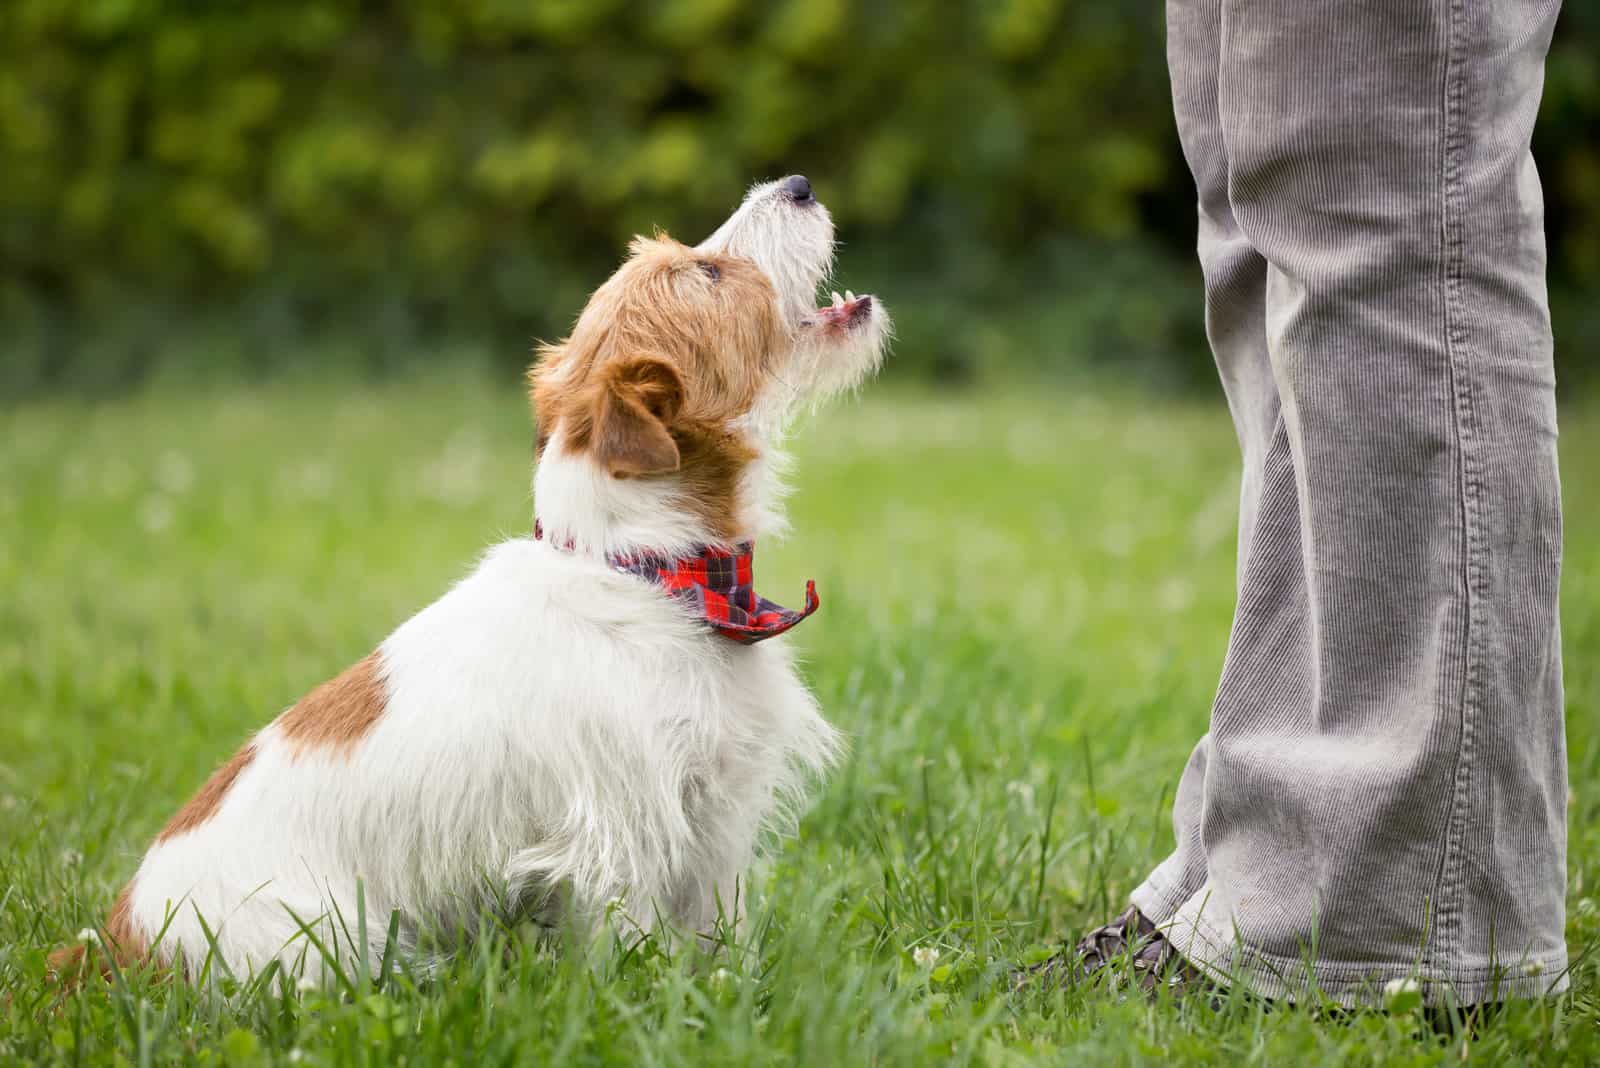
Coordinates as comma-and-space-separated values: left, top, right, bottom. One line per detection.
671, 868, 746, 951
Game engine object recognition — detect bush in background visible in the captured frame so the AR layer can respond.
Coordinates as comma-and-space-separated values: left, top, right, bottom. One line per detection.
1, 0, 1595, 395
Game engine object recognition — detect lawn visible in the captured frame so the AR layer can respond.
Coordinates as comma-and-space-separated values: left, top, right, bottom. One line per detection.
2, 371, 1596, 1065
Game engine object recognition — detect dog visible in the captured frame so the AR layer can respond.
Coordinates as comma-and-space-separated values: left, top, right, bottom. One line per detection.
51, 175, 889, 985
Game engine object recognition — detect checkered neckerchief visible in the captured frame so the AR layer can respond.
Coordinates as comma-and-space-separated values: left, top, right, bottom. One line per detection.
534, 521, 818, 644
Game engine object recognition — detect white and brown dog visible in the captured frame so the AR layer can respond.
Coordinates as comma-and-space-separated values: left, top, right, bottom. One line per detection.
54, 176, 888, 984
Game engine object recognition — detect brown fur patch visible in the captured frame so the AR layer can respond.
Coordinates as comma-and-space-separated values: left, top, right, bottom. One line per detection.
591, 355, 687, 477
276, 651, 389, 757
529, 235, 781, 540
47, 881, 150, 989
157, 743, 257, 843
103, 883, 145, 966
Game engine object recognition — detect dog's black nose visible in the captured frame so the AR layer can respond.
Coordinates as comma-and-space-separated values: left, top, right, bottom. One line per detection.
782, 174, 813, 203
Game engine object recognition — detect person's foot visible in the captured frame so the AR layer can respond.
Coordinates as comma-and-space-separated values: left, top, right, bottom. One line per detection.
1016, 904, 1205, 996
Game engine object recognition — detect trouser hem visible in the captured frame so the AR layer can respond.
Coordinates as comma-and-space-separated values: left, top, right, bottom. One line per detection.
1128, 869, 1194, 927
1152, 898, 1570, 1008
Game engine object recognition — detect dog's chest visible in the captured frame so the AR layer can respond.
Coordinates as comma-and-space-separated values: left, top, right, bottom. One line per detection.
640, 640, 811, 782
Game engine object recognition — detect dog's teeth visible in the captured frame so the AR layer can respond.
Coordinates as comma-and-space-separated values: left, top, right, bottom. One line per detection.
831, 291, 844, 307
846, 290, 856, 302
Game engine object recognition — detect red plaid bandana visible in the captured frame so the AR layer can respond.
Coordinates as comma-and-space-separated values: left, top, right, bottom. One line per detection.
534, 521, 818, 644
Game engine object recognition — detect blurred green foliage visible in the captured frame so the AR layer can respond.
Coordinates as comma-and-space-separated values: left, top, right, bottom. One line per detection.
0, 0, 1595, 394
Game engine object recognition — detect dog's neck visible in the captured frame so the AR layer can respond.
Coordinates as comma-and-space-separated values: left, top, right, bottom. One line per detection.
532, 429, 789, 559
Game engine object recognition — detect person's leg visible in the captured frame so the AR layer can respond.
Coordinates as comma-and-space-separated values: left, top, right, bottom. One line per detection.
1128, 0, 1283, 929
1132, 0, 1567, 1005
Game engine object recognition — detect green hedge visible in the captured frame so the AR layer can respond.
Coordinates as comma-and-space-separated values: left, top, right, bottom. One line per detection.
2, 1, 1596, 392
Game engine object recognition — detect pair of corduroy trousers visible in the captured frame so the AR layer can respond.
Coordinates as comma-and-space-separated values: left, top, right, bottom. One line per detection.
1134, 0, 1569, 1005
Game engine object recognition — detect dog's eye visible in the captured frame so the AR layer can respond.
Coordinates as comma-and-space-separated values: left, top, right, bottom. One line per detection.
698, 261, 721, 282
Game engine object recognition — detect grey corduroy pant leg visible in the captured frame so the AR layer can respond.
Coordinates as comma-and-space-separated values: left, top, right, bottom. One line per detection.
1133, 0, 1569, 1005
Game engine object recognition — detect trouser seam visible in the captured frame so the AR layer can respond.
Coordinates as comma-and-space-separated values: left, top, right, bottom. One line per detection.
1431, 0, 1486, 972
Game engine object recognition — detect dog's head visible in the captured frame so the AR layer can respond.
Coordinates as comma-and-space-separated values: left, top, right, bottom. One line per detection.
531, 176, 888, 552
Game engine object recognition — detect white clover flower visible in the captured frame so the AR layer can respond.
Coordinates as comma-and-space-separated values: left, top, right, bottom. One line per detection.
60, 849, 83, 867
288, 1050, 305, 1064
913, 946, 940, 968
1523, 961, 1544, 977
1383, 977, 1420, 998
1005, 781, 1035, 804
157, 451, 196, 495
291, 461, 334, 500
296, 976, 318, 993
138, 496, 173, 533
77, 928, 101, 945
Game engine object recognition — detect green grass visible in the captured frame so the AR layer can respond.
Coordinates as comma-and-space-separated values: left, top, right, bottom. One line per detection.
2, 371, 1596, 1065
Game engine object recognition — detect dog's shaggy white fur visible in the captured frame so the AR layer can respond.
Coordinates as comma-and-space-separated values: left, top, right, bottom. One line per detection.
57, 178, 889, 985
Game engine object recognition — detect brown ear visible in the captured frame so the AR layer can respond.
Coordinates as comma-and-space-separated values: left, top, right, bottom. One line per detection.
592, 355, 684, 477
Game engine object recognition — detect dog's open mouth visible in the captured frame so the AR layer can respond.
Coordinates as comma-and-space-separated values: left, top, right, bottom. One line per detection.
813, 290, 873, 331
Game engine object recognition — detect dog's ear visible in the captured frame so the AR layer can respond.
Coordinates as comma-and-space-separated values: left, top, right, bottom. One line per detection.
592, 355, 684, 477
